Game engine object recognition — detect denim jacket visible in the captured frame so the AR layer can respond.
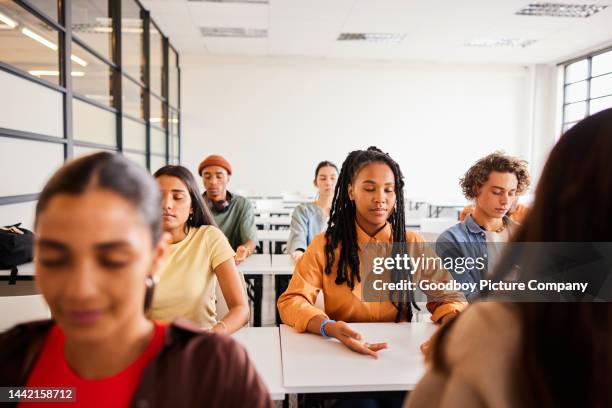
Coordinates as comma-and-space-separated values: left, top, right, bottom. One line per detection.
436, 214, 518, 301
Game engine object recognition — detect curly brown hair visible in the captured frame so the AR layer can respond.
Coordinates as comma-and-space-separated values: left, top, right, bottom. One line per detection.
460, 152, 530, 199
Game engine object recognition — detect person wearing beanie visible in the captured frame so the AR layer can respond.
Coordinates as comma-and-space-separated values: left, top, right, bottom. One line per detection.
198, 154, 257, 264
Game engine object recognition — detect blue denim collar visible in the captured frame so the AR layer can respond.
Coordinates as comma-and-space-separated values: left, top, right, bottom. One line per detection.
464, 213, 517, 235
464, 213, 484, 235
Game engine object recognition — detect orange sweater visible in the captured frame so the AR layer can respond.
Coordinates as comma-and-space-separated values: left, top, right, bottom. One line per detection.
277, 222, 467, 332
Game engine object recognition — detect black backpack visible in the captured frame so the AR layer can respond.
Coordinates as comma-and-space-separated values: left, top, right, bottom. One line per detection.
0, 223, 34, 269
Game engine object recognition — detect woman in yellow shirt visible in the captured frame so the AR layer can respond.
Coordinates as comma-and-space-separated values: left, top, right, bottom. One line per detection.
150, 165, 249, 333
278, 146, 467, 357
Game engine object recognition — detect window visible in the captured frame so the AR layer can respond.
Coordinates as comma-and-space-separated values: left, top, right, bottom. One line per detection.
71, 0, 113, 62
169, 46, 178, 108
0, 0, 60, 85
150, 93, 164, 129
73, 98, 116, 145
0, 0, 181, 212
169, 109, 179, 161
149, 22, 163, 98
123, 75, 144, 119
27, 0, 59, 24
121, 0, 143, 83
123, 116, 146, 151
71, 41, 115, 108
562, 48, 612, 131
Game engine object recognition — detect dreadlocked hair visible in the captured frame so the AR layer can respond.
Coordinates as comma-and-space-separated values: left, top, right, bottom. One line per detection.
324, 146, 418, 322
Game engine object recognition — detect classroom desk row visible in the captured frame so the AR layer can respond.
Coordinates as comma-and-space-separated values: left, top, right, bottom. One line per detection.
255, 208, 293, 217
232, 322, 437, 401
253, 218, 432, 238
1, 258, 288, 327
255, 216, 292, 230
237, 254, 293, 326
256, 229, 290, 254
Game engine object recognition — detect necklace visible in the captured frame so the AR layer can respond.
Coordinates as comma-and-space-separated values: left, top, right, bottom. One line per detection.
493, 220, 507, 233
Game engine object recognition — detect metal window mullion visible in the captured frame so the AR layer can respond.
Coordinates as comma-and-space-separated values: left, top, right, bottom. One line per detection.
162, 36, 169, 164
112, 0, 123, 153
73, 140, 119, 151
62, 0, 73, 159
177, 51, 181, 164
586, 57, 592, 117
72, 36, 118, 69
73, 92, 118, 113
122, 71, 145, 88
0, 194, 40, 206
15, 0, 65, 32
0, 127, 67, 144
143, 9, 151, 171
123, 112, 147, 125
0, 63, 66, 93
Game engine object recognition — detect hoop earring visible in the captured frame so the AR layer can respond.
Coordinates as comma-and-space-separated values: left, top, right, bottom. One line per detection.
143, 275, 159, 311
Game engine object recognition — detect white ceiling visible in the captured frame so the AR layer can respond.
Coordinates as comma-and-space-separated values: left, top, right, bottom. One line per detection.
140, 0, 612, 64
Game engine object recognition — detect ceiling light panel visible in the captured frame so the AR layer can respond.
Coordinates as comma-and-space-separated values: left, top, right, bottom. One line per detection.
337, 33, 406, 43
515, 3, 608, 18
200, 26, 267, 37
465, 38, 538, 48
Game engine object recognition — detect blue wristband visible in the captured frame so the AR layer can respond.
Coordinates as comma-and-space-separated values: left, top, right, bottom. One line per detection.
320, 319, 336, 338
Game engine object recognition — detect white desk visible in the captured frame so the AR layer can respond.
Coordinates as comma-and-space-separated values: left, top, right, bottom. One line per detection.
428, 201, 467, 218
257, 229, 290, 254
232, 327, 286, 400
405, 217, 422, 229
255, 209, 292, 217
258, 229, 290, 241
256, 216, 292, 230
237, 254, 273, 275
0, 262, 35, 277
271, 254, 293, 275
280, 322, 436, 394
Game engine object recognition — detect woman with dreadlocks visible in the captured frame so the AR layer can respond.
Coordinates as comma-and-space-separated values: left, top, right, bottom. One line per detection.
277, 147, 466, 358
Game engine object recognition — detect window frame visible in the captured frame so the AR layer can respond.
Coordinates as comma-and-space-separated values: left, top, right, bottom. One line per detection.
560, 46, 612, 132
0, 0, 181, 207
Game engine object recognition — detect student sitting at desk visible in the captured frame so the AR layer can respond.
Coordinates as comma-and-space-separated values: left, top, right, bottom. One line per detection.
0, 153, 272, 408
406, 108, 612, 408
287, 160, 338, 265
151, 165, 249, 333
436, 152, 530, 301
199, 155, 257, 264
278, 146, 467, 358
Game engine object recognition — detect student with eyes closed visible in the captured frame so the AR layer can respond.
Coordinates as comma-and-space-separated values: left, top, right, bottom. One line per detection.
0, 153, 272, 408
199, 155, 257, 265
277, 147, 467, 360
406, 108, 612, 408
436, 153, 531, 301
151, 165, 249, 333
287, 160, 338, 265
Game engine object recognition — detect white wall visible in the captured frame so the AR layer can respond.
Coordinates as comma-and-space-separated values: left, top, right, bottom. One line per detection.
525, 64, 560, 188
180, 56, 541, 201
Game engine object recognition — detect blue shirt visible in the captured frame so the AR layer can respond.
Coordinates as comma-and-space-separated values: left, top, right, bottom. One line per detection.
436, 214, 518, 301
287, 202, 327, 253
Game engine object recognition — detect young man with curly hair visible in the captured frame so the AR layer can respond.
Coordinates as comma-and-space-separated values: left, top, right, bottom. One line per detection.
436, 152, 531, 301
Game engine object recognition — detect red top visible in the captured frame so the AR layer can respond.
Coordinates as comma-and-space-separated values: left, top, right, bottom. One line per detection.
20, 322, 166, 408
